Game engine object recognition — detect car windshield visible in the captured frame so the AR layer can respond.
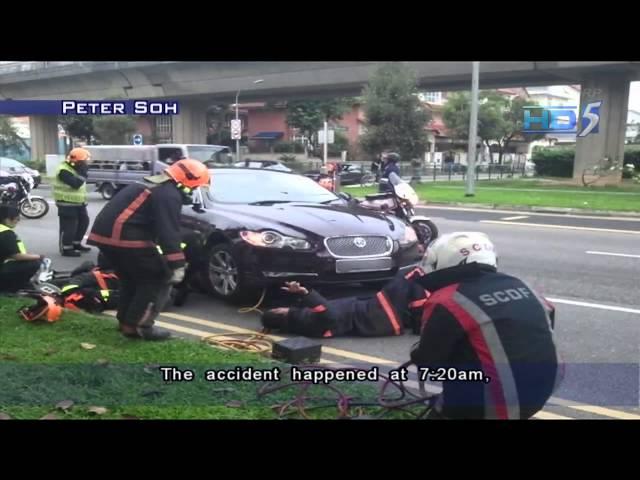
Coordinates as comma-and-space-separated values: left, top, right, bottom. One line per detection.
202, 170, 338, 205
0, 158, 26, 170
187, 146, 232, 166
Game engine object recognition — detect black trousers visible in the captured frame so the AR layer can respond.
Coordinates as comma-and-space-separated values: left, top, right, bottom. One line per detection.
0, 260, 41, 292
98, 247, 172, 329
57, 204, 90, 250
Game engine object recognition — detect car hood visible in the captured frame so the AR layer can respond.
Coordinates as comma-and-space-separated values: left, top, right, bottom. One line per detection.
210, 202, 404, 239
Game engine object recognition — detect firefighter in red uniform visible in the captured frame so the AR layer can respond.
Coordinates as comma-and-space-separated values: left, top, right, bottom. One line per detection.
410, 232, 562, 419
87, 159, 210, 340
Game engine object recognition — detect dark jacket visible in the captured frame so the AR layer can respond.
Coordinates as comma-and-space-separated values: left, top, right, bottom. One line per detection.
55, 268, 120, 312
379, 162, 400, 192
410, 262, 561, 420
284, 268, 429, 338
88, 179, 186, 269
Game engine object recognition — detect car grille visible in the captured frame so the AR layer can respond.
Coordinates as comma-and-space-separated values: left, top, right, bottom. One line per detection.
325, 236, 392, 258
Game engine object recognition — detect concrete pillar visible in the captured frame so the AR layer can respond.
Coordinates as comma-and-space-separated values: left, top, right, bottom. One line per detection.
574, 75, 630, 184
171, 99, 207, 144
29, 115, 59, 161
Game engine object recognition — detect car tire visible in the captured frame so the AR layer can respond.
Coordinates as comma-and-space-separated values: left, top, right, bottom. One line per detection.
205, 243, 254, 304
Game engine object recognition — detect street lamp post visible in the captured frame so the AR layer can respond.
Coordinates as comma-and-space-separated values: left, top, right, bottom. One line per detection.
234, 79, 264, 164
465, 61, 480, 197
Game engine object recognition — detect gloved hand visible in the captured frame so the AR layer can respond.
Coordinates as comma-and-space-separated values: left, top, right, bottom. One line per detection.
168, 267, 186, 285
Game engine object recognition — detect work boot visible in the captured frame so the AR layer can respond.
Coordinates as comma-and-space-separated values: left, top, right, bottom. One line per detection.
73, 243, 92, 253
120, 325, 172, 341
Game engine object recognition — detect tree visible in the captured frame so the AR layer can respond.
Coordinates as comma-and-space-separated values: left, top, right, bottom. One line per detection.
92, 116, 138, 144
359, 62, 431, 162
286, 98, 352, 157
0, 116, 30, 153
59, 116, 95, 144
443, 91, 545, 164
206, 104, 233, 148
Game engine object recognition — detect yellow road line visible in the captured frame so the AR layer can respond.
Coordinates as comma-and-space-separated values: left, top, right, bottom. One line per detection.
161, 311, 396, 365
480, 220, 640, 235
532, 411, 573, 420
563, 405, 640, 420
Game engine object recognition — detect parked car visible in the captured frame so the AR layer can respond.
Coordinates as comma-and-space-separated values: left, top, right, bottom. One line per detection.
0, 157, 42, 188
233, 160, 292, 172
303, 163, 367, 185
180, 168, 423, 303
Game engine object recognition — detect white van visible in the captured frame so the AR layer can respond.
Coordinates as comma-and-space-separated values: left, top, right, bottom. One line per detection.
86, 144, 231, 199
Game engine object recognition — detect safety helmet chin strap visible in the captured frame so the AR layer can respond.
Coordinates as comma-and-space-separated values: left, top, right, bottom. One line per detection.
174, 181, 193, 197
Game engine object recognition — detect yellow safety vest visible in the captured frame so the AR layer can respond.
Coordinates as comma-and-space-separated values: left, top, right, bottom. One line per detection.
53, 161, 87, 204
0, 223, 26, 263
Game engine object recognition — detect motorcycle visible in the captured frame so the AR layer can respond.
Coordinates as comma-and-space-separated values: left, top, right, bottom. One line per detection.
355, 172, 439, 246
23, 258, 63, 296
0, 173, 50, 219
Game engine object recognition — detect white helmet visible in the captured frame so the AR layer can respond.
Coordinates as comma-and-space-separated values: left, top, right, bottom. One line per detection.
421, 232, 497, 272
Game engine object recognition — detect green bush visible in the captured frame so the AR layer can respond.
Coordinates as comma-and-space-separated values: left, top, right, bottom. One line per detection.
531, 146, 640, 178
624, 147, 640, 170
531, 147, 575, 177
273, 142, 305, 154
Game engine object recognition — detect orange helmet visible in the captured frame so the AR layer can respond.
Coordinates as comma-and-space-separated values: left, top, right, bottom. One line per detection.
165, 159, 211, 190
18, 295, 63, 323
67, 147, 91, 164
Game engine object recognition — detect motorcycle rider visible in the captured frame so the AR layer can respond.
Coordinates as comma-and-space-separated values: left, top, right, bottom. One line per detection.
0, 204, 47, 292
379, 152, 401, 193
53, 147, 92, 257
410, 232, 562, 420
87, 159, 210, 341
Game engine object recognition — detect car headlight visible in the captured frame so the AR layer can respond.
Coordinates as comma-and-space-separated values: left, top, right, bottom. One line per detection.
400, 226, 418, 245
240, 230, 311, 250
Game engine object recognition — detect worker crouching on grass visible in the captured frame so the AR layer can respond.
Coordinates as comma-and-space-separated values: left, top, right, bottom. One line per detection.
261, 268, 430, 338
0, 204, 48, 292
87, 159, 211, 341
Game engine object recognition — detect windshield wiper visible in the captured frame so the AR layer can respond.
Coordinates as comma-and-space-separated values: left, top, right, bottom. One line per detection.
248, 200, 293, 206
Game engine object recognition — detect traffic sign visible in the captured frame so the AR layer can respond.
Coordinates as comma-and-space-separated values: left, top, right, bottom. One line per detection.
231, 119, 242, 140
132, 134, 143, 145
317, 129, 335, 144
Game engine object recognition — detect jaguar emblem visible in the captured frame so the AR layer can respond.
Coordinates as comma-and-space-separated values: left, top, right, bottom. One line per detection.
353, 237, 367, 248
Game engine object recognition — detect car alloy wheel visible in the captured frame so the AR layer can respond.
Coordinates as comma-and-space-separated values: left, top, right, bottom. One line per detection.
209, 250, 239, 297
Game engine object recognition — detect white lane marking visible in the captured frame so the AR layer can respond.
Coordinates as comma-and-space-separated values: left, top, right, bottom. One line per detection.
546, 297, 640, 315
480, 220, 640, 235
501, 215, 530, 221
586, 251, 640, 259
417, 205, 640, 222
